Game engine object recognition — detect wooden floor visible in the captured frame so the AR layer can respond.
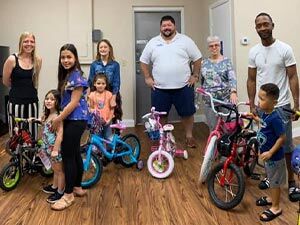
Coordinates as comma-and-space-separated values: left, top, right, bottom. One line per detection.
0, 122, 300, 225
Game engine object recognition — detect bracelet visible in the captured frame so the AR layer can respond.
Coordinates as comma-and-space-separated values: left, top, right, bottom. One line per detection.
231, 90, 237, 94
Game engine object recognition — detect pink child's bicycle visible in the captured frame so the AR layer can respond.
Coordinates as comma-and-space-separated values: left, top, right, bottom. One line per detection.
143, 107, 188, 179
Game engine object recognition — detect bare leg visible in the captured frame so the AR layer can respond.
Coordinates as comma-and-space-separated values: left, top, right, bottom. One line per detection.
182, 115, 194, 139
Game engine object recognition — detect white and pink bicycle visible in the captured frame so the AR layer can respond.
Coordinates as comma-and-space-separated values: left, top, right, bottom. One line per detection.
143, 107, 188, 179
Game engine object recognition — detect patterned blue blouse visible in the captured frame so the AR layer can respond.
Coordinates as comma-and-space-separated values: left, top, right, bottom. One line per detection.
201, 57, 237, 104
61, 69, 89, 120
88, 60, 120, 94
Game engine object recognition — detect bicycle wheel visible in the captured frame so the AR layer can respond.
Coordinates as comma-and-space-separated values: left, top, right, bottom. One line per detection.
39, 166, 54, 177
81, 146, 103, 189
0, 162, 21, 191
119, 134, 141, 168
147, 150, 174, 179
207, 162, 245, 210
243, 137, 259, 177
199, 135, 218, 183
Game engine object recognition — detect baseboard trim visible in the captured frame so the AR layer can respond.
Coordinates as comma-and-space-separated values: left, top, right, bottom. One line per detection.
194, 114, 206, 123
122, 119, 135, 128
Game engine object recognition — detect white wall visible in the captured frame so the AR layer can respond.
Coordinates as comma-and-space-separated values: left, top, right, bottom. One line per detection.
232, 0, 300, 135
0, 0, 209, 125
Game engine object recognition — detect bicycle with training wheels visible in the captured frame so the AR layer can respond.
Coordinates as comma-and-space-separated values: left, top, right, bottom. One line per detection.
196, 88, 258, 184
0, 115, 53, 191
142, 107, 188, 179
80, 119, 143, 188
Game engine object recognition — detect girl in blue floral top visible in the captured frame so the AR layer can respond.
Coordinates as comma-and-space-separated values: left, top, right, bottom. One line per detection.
200, 36, 238, 131
51, 44, 88, 210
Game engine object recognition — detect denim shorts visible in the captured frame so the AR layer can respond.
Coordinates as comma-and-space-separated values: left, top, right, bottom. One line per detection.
151, 85, 196, 117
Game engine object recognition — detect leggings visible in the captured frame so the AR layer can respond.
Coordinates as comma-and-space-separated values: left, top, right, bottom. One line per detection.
61, 120, 87, 193
7, 101, 39, 140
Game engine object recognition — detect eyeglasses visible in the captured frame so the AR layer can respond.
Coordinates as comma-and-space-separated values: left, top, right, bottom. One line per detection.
208, 44, 220, 48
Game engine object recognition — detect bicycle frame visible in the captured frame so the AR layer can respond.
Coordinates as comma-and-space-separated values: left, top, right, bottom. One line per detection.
83, 127, 138, 171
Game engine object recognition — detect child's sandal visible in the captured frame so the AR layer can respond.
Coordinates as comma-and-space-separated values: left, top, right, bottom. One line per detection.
51, 196, 74, 210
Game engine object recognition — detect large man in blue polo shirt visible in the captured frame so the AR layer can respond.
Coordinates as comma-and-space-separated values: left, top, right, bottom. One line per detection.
140, 15, 202, 148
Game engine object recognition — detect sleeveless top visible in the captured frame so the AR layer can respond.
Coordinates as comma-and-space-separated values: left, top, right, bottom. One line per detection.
9, 54, 38, 104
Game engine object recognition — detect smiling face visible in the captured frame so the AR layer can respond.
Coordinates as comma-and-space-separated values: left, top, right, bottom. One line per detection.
208, 41, 221, 57
94, 77, 107, 93
19, 34, 36, 55
255, 15, 274, 41
98, 41, 110, 58
60, 49, 76, 70
44, 92, 57, 112
160, 20, 176, 38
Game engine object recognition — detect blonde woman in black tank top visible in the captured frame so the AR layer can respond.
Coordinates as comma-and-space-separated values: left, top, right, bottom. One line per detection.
2, 32, 42, 140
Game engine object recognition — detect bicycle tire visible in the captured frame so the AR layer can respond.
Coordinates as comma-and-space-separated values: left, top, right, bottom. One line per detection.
207, 162, 245, 210
119, 134, 141, 168
147, 150, 174, 179
243, 137, 259, 177
199, 135, 218, 183
39, 166, 54, 177
81, 146, 103, 189
0, 162, 21, 191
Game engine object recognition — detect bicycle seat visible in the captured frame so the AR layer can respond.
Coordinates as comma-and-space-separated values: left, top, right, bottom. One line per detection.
110, 121, 126, 130
163, 124, 174, 132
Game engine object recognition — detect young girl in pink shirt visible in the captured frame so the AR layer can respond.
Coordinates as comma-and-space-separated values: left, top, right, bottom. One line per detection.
88, 73, 114, 138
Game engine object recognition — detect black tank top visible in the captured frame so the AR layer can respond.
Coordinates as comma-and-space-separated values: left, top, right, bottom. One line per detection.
9, 54, 38, 104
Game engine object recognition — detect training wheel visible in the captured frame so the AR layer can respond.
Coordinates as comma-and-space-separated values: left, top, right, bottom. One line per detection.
137, 160, 144, 170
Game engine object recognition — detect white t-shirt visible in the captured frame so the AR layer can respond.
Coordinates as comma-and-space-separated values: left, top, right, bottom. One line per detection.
140, 33, 202, 89
248, 39, 296, 107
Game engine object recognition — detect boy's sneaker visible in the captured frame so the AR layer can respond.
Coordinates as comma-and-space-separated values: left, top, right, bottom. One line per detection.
43, 184, 57, 194
47, 192, 64, 204
258, 177, 270, 190
289, 186, 300, 202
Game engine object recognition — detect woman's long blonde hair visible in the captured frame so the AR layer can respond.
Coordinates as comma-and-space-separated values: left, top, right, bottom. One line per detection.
18, 32, 41, 87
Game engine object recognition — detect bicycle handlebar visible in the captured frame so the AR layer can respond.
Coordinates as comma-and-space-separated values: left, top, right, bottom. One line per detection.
283, 108, 300, 117
10, 114, 41, 125
142, 107, 167, 119
196, 87, 234, 117
110, 120, 127, 130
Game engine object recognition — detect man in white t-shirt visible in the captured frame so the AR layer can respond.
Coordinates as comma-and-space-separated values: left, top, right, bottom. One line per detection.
140, 15, 202, 148
247, 12, 300, 205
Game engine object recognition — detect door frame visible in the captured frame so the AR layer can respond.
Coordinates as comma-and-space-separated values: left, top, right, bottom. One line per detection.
209, 0, 234, 64
132, 7, 185, 124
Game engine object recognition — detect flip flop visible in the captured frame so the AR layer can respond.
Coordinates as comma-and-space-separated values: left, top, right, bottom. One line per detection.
260, 209, 282, 222
256, 196, 272, 206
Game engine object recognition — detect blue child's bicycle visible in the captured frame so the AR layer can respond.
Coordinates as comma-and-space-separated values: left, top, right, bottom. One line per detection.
80, 120, 143, 188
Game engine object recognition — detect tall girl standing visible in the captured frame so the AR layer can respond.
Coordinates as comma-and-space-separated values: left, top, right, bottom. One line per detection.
2, 32, 42, 140
89, 39, 122, 121
51, 44, 88, 210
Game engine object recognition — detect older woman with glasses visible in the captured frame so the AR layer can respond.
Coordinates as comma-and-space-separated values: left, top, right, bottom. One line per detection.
200, 36, 238, 131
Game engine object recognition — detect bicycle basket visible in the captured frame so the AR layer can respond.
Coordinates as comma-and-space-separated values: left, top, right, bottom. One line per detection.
146, 130, 160, 140
144, 118, 160, 140
217, 134, 233, 157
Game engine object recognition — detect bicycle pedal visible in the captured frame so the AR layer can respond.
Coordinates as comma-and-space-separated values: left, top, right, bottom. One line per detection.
250, 173, 261, 180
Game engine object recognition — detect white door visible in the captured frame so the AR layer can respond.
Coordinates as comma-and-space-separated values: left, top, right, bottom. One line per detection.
209, 0, 233, 60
